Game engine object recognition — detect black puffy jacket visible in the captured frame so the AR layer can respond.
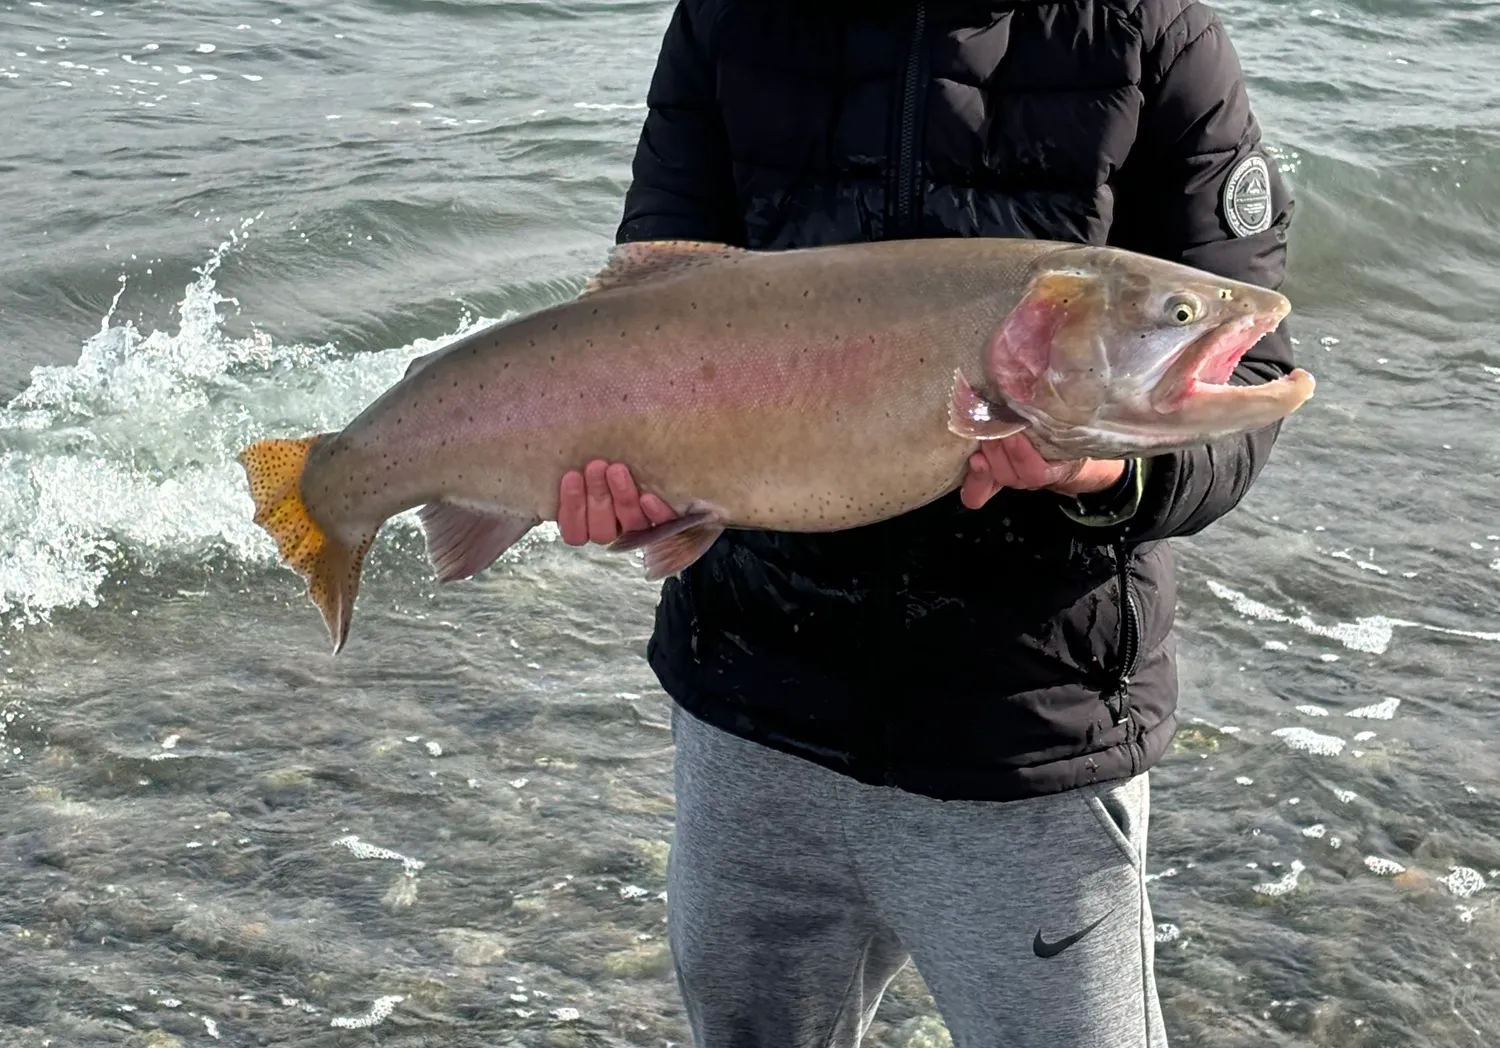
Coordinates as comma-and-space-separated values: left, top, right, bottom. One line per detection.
616, 0, 1296, 801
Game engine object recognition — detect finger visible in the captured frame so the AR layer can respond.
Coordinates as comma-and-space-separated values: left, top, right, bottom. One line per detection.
996, 434, 1053, 488
606, 463, 649, 533
972, 438, 1021, 491
558, 471, 588, 546
583, 459, 619, 544
640, 493, 679, 525
960, 450, 999, 510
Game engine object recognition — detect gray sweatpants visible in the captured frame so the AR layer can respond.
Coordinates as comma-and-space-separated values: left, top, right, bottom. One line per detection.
667, 705, 1168, 1048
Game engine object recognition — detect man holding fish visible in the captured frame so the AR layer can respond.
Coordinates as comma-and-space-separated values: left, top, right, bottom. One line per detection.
238, 0, 1307, 1044
555, 1, 1301, 1046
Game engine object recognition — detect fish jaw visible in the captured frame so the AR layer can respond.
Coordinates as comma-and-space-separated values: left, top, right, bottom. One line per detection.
1150, 302, 1288, 412
1020, 314, 1314, 460
1136, 301, 1315, 442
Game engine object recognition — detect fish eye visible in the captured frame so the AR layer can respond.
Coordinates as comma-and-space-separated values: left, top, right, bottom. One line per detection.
1164, 293, 1203, 326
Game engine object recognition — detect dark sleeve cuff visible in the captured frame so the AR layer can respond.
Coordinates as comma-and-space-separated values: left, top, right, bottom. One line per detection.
1058, 457, 1150, 528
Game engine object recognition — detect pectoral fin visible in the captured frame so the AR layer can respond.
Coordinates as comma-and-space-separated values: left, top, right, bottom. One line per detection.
607, 504, 726, 580
948, 370, 1030, 440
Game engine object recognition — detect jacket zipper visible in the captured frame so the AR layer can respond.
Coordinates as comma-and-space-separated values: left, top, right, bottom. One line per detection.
1107, 541, 1141, 724
890, 2, 927, 238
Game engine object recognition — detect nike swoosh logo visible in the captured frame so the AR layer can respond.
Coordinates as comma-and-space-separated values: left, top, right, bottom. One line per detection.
1033, 909, 1114, 959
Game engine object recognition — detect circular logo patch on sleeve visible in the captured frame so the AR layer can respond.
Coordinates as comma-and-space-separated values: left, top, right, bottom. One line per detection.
1222, 155, 1273, 238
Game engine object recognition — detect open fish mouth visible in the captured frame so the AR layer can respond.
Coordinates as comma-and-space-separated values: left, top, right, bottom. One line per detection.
1153, 309, 1293, 411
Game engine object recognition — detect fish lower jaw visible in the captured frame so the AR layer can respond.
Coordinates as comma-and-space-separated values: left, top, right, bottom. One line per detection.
1152, 311, 1286, 412
1177, 366, 1316, 404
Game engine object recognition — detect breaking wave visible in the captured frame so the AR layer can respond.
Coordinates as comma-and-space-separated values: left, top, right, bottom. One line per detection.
0, 219, 512, 626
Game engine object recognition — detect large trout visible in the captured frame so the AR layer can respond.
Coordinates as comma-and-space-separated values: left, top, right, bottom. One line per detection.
239, 238, 1313, 652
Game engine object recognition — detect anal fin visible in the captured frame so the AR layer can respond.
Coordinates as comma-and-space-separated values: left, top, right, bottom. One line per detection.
418, 501, 539, 582
606, 505, 726, 580
948, 369, 1030, 440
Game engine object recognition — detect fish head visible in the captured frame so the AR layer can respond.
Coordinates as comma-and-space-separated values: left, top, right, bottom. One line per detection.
983, 244, 1314, 459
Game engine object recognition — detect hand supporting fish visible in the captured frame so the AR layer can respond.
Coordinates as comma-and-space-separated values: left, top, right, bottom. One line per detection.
558, 438, 1124, 546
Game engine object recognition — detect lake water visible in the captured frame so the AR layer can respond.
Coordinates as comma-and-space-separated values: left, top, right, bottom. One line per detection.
1, 1, 1498, 1045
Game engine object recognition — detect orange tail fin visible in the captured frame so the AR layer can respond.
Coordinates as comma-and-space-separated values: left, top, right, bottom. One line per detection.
237, 436, 371, 654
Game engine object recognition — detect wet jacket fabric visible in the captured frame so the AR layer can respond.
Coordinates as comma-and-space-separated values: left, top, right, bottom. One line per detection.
616, 0, 1296, 801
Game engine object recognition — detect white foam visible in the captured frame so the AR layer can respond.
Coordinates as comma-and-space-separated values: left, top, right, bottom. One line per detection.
1364, 856, 1405, 876
332, 834, 425, 875
330, 995, 402, 1029
1271, 727, 1345, 756
0, 226, 521, 625
1439, 867, 1486, 898
1254, 859, 1306, 897
1206, 580, 1500, 652
1346, 697, 1400, 720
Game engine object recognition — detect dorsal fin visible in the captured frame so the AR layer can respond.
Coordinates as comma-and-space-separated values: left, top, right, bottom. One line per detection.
579, 240, 747, 297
